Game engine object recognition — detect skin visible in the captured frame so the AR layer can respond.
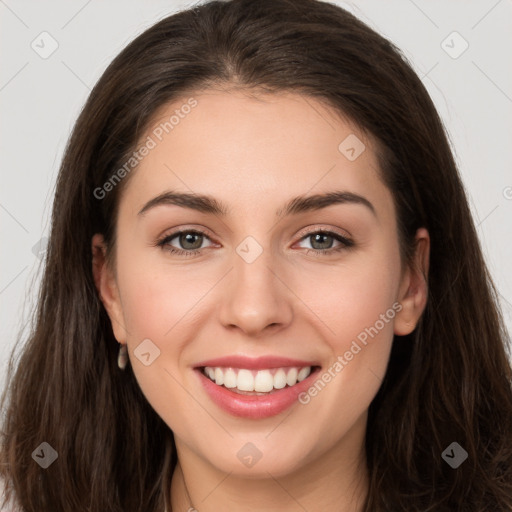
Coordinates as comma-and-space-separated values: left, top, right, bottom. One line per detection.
92, 89, 429, 511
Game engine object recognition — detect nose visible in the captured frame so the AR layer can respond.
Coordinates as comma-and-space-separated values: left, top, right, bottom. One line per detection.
218, 242, 293, 338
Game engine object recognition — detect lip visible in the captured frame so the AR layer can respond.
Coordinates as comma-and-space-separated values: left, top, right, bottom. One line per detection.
194, 360, 321, 419
194, 355, 320, 370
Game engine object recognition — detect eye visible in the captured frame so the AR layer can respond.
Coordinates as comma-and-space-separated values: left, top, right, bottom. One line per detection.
156, 229, 214, 256
155, 227, 354, 258
295, 229, 354, 256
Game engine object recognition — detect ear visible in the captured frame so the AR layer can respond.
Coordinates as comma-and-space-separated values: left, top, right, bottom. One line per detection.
91, 233, 128, 343
394, 227, 430, 336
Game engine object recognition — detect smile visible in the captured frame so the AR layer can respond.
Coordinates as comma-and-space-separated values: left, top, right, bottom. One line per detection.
194, 356, 321, 419
202, 366, 313, 394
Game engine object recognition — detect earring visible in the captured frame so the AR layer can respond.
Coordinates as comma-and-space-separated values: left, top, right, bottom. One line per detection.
117, 343, 128, 370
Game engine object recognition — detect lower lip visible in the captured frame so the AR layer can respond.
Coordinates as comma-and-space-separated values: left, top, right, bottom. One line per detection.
195, 367, 320, 419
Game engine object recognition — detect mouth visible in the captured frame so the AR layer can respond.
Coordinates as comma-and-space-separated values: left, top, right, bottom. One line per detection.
200, 365, 320, 395
193, 358, 322, 419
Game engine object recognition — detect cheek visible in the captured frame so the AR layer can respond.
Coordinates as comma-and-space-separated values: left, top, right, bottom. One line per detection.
292, 242, 401, 406
293, 245, 401, 347
114, 258, 206, 431
290, 259, 399, 442
115, 251, 210, 342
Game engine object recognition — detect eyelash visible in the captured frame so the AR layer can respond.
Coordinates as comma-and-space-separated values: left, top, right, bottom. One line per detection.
155, 228, 354, 258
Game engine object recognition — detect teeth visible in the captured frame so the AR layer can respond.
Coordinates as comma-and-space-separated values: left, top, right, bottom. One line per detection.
254, 370, 274, 392
273, 369, 287, 389
237, 369, 254, 391
223, 368, 237, 388
203, 366, 313, 392
286, 367, 298, 386
297, 367, 311, 382
214, 367, 224, 386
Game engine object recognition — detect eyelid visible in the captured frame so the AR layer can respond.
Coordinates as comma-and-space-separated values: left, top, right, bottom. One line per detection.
292, 226, 354, 254
156, 224, 354, 256
157, 225, 350, 245
156, 225, 214, 241
294, 224, 352, 242
156, 227, 216, 248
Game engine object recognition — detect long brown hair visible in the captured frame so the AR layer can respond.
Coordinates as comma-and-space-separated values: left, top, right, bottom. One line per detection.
2, 0, 511, 510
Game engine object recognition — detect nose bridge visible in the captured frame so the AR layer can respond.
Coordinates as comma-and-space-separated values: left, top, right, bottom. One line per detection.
234, 234, 274, 290
218, 233, 292, 335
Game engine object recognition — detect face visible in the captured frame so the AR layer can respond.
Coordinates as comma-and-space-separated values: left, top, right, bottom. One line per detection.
93, 89, 428, 480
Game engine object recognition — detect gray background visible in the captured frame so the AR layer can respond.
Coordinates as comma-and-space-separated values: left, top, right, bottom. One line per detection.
1, 0, 512, 397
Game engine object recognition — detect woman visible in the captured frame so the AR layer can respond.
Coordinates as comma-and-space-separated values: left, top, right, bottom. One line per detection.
2, 0, 511, 510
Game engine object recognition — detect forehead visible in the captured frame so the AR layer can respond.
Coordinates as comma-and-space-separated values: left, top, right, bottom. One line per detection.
119, 90, 393, 224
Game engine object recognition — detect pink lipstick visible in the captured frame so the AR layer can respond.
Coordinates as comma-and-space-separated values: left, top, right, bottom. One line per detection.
194, 355, 321, 419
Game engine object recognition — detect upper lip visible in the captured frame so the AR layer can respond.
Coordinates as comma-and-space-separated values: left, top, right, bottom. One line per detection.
194, 355, 320, 370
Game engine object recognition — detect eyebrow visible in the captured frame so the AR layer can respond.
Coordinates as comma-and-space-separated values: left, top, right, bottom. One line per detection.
137, 190, 376, 218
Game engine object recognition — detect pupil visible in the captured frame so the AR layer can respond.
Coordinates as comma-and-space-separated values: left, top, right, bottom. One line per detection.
181, 233, 202, 250
312, 233, 332, 250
